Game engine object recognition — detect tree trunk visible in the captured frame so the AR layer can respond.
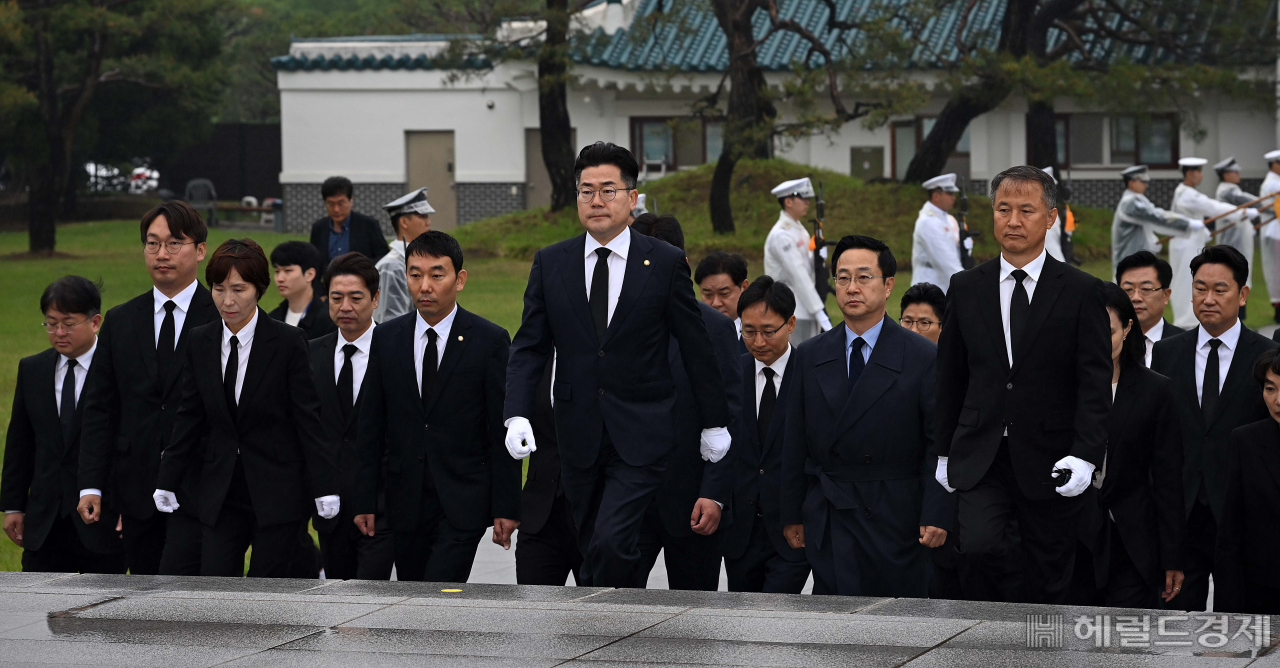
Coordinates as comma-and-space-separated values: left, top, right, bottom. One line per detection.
1025, 99, 1058, 175
539, 0, 577, 212
904, 76, 1012, 184
28, 165, 57, 255
709, 150, 738, 237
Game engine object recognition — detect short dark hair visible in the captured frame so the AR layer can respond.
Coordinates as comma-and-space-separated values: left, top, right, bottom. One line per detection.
737, 274, 796, 321
1189, 244, 1249, 290
1116, 250, 1173, 289
206, 238, 270, 301
989, 165, 1058, 213
140, 200, 208, 244
573, 142, 639, 190
406, 230, 464, 273
1254, 348, 1280, 387
631, 213, 685, 251
321, 176, 354, 200
269, 240, 321, 274
1181, 165, 1202, 177
831, 234, 897, 278
694, 251, 748, 286
324, 251, 380, 295
1103, 281, 1146, 371
900, 283, 945, 323
40, 275, 102, 317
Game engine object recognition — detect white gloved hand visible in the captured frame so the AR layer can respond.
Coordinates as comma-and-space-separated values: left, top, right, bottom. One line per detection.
935, 456, 955, 493
699, 427, 730, 463
963, 237, 974, 250
1188, 220, 1208, 234
819, 246, 828, 260
504, 417, 537, 460
315, 495, 340, 520
152, 489, 179, 514
1246, 208, 1259, 220
816, 311, 833, 332
1052, 456, 1095, 498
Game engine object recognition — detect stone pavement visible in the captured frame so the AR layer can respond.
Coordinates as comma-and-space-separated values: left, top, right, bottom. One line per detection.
0, 571, 1274, 667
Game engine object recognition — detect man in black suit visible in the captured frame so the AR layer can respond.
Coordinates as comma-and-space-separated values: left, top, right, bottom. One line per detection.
353, 231, 520, 583
309, 176, 391, 272
308, 252, 394, 580
936, 165, 1112, 604
1116, 250, 1184, 367
723, 276, 811, 593
269, 241, 337, 339
1152, 244, 1277, 611
155, 238, 341, 577
78, 201, 219, 575
4, 277, 124, 573
781, 235, 953, 597
503, 142, 730, 588
696, 251, 751, 355
629, 214, 741, 591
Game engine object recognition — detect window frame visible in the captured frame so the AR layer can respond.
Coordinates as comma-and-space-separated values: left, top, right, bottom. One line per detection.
1034, 112, 1179, 169
629, 116, 712, 171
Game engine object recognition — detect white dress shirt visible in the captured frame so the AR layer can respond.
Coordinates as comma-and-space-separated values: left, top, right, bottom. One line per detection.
55, 341, 97, 414
220, 309, 259, 404
998, 249, 1048, 367
334, 323, 375, 403
1194, 319, 1241, 404
734, 318, 742, 340
584, 227, 631, 326
844, 317, 885, 368
1142, 320, 1168, 368
153, 280, 198, 348
753, 346, 792, 416
414, 304, 457, 397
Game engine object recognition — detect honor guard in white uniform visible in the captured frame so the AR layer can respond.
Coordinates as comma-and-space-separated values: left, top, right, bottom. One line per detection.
911, 173, 965, 293
1111, 165, 1201, 277
765, 177, 831, 342
1259, 150, 1280, 322
374, 187, 433, 323
1170, 157, 1251, 328
1214, 157, 1261, 290
1040, 167, 1066, 262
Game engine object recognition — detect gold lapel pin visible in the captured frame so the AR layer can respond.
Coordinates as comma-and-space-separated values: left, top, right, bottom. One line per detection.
458, 335, 464, 341
643, 259, 650, 266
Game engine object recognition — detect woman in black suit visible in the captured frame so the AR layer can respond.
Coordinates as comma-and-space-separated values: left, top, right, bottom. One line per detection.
1076, 283, 1185, 608
1215, 348, 1280, 614
154, 238, 340, 577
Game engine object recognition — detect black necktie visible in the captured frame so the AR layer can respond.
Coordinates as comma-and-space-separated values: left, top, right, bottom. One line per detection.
157, 300, 176, 383
338, 343, 356, 422
848, 337, 866, 396
61, 359, 78, 443
758, 367, 777, 445
421, 328, 438, 411
590, 248, 611, 341
1202, 339, 1222, 422
224, 335, 240, 420
1010, 269, 1029, 361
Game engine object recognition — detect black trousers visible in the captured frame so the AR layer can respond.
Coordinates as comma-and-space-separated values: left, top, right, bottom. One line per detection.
561, 433, 666, 588
22, 513, 125, 574
1166, 499, 1215, 612
199, 458, 306, 578
158, 511, 203, 575
319, 512, 395, 580
957, 440, 1082, 604
121, 511, 167, 575
633, 502, 722, 591
515, 493, 582, 586
724, 514, 810, 594
1102, 519, 1160, 609
393, 487, 485, 583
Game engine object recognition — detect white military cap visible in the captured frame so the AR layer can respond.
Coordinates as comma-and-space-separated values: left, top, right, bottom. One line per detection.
1041, 166, 1057, 183
383, 187, 435, 217
1265, 150, 1280, 162
771, 177, 814, 199
1121, 165, 1149, 181
921, 173, 959, 192
1177, 157, 1208, 168
1214, 156, 1239, 173
630, 193, 649, 217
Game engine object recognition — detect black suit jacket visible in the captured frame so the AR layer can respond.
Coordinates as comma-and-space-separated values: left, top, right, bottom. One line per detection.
504, 230, 730, 468
270, 296, 336, 340
157, 310, 340, 528
1160, 320, 1185, 339
80, 285, 219, 519
1080, 363, 1184, 589
3, 349, 120, 554
354, 307, 520, 533
1215, 418, 1280, 612
519, 357, 562, 535
936, 254, 1112, 498
310, 212, 391, 269
650, 302, 741, 537
1152, 324, 1277, 519
723, 349, 806, 563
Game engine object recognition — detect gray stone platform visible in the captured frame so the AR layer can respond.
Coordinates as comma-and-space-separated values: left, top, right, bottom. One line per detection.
0, 572, 1274, 667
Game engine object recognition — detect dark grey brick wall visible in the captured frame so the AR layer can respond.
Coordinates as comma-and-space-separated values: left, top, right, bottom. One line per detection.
457, 182, 525, 224
281, 182, 403, 235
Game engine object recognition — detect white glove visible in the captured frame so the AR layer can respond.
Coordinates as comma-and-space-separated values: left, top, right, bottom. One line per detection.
1052, 456, 1095, 498
935, 456, 955, 493
315, 495, 340, 520
1188, 220, 1207, 234
816, 311, 833, 332
1246, 208, 1259, 220
152, 489, 179, 514
699, 427, 730, 463
504, 417, 536, 460
963, 237, 974, 250
819, 246, 828, 260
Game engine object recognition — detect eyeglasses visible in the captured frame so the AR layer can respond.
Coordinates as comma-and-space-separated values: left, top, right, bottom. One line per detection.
41, 318, 90, 333
741, 327, 785, 340
834, 274, 887, 287
900, 317, 937, 331
1121, 285, 1165, 297
145, 240, 196, 255
578, 187, 633, 203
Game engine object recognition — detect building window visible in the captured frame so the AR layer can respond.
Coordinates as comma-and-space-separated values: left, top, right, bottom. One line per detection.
892, 117, 970, 181
1040, 113, 1177, 168
630, 118, 721, 175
